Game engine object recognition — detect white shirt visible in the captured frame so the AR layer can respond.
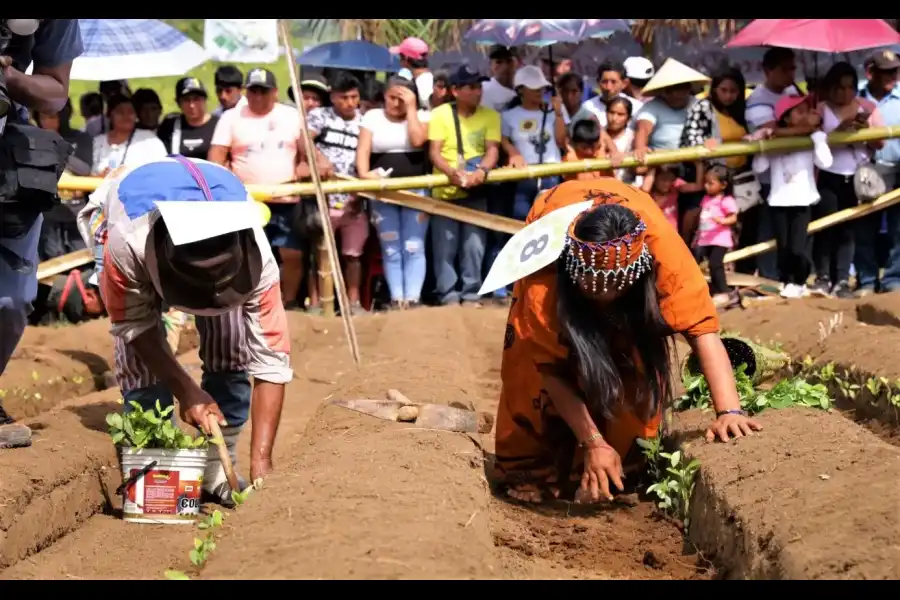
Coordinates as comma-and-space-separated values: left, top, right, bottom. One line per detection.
360, 108, 430, 153
753, 131, 833, 207
414, 71, 434, 110
572, 94, 643, 128
481, 78, 517, 112
91, 129, 168, 175
501, 106, 561, 165
745, 84, 801, 186
610, 128, 635, 183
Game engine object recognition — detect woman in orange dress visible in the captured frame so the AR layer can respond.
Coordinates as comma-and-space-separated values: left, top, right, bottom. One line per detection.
495, 177, 761, 504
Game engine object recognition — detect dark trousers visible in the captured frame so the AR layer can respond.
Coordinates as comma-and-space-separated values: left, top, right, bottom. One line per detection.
771, 205, 812, 286
813, 171, 858, 285
735, 186, 778, 280
695, 245, 729, 295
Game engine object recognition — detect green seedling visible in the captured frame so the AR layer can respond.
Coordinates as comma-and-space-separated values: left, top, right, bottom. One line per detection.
636, 435, 662, 483
197, 509, 224, 530
164, 570, 190, 580
646, 450, 701, 530
818, 362, 836, 383
106, 399, 209, 450
189, 535, 216, 566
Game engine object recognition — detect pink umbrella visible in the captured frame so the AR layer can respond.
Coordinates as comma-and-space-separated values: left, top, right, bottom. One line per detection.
726, 19, 900, 53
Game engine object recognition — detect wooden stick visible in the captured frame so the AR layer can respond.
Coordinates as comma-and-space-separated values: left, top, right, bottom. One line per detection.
315, 236, 335, 318
278, 20, 361, 366
206, 416, 240, 494
36, 248, 92, 282
54, 126, 900, 198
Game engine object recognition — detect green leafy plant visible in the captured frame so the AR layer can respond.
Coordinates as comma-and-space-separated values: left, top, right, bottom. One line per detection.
636, 435, 662, 482
675, 363, 756, 413
645, 450, 701, 529
753, 378, 831, 412
107, 400, 209, 450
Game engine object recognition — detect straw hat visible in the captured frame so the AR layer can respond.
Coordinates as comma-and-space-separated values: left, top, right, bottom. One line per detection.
641, 58, 710, 95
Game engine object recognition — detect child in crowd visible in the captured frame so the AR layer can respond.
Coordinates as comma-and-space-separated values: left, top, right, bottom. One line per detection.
604, 95, 636, 184
648, 165, 700, 232
562, 119, 615, 181
693, 165, 738, 300
752, 95, 833, 299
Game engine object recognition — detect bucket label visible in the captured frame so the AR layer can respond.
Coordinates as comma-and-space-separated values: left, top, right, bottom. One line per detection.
124, 468, 202, 516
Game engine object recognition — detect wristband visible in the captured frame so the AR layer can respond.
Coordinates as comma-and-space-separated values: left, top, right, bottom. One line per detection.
579, 432, 604, 447
716, 409, 746, 418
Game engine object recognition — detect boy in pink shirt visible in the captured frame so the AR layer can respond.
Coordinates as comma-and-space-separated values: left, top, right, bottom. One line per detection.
693, 165, 738, 300
208, 68, 312, 310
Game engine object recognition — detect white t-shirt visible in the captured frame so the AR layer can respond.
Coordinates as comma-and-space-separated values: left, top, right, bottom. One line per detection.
573, 94, 643, 128
414, 71, 434, 110
361, 108, 430, 153
91, 129, 168, 175
481, 78, 518, 112
501, 106, 561, 165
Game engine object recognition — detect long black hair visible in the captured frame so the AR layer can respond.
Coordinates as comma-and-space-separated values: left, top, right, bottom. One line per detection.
556, 204, 674, 423
709, 66, 748, 130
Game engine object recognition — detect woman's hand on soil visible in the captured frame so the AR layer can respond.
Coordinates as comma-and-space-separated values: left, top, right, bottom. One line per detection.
579, 442, 625, 503
705, 412, 762, 443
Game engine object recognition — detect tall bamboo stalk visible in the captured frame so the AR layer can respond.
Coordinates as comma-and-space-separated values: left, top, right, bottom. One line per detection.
278, 20, 361, 366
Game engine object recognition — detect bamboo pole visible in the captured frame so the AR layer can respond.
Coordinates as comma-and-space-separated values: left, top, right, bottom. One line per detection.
55, 126, 900, 199
278, 20, 361, 366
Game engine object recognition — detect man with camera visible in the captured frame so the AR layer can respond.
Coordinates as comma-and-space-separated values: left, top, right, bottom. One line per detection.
0, 19, 83, 450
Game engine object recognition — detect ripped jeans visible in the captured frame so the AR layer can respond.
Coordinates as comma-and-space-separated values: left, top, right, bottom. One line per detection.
372, 196, 430, 303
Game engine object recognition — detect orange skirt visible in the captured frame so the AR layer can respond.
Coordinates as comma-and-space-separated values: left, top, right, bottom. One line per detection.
492, 336, 661, 496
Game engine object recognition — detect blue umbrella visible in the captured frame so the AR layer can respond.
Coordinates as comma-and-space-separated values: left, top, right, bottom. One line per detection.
464, 19, 632, 47
72, 19, 209, 81
297, 40, 400, 72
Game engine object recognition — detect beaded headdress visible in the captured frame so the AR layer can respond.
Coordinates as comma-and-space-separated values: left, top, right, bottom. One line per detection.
563, 212, 654, 294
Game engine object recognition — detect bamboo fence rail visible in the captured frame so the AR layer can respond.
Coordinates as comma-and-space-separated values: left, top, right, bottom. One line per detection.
57, 127, 900, 199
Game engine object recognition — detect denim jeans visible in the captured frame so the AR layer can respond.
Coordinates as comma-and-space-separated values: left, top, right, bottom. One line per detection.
855, 168, 900, 291
431, 193, 488, 305
372, 194, 430, 302
123, 370, 252, 429
484, 182, 515, 299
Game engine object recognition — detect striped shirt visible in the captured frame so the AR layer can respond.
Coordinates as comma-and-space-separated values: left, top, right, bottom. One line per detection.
96, 159, 293, 391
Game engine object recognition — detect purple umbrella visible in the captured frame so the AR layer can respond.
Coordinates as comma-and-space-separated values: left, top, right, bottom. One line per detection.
464, 19, 633, 95
465, 19, 632, 47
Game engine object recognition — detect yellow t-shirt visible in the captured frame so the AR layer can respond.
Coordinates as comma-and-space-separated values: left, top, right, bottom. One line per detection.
428, 103, 502, 200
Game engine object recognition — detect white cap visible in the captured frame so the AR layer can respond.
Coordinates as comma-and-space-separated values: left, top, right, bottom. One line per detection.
514, 65, 552, 90
624, 56, 655, 81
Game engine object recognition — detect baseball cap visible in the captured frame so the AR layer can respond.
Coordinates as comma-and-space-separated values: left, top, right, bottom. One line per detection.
450, 65, 489, 87
390, 37, 429, 60
775, 95, 811, 122
289, 75, 330, 103
514, 65, 551, 90
245, 68, 277, 90
175, 77, 207, 101
871, 49, 900, 71
489, 45, 516, 61
102, 157, 264, 311
624, 56, 655, 81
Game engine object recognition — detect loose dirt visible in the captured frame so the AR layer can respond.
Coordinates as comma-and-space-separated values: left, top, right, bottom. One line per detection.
673, 408, 900, 579
4, 294, 900, 580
